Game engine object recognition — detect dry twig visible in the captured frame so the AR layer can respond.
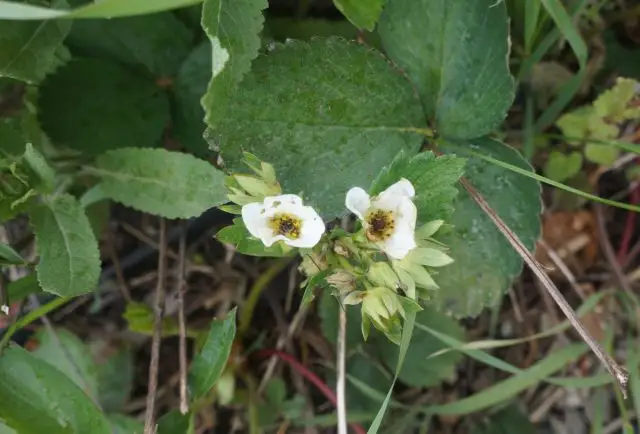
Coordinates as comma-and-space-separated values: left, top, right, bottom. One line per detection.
176, 225, 189, 414
336, 306, 347, 434
144, 218, 167, 434
461, 178, 629, 397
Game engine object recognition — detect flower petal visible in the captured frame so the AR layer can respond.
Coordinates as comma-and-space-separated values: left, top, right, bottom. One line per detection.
264, 194, 303, 209
345, 187, 370, 220
241, 202, 268, 239
378, 196, 417, 259
287, 205, 325, 248
395, 196, 417, 232
382, 228, 417, 260
374, 179, 416, 211
385, 178, 415, 198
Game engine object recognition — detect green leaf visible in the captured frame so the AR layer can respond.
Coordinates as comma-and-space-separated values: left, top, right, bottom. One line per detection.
378, 0, 513, 139
429, 344, 586, 415
188, 308, 237, 402
0, 118, 28, 157
367, 308, 416, 433
604, 31, 640, 80
0, 345, 111, 434
201, 0, 268, 126
22, 143, 54, 192
458, 142, 640, 213
264, 17, 382, 49
584, 143, 619, 166
38, 59, 169, 155
215, 218, 290, 257
31, 194, 101, 297
0, 0, 202, 19
157, 411, 192, 434
543, 150, 582, 182
66, 12, 193, 77
369, 307, 464, 387
434, 138, 541, 317
0, 0, 71, 84
33, 328, 99, 401
0, 243, 24, 265
319, 291, 362, 349
333, 0, 384, 31
213, 38, 425, 218
371, 150, 465, 223
93, 148, 227, 219
107, 414, 144, 434
333, 353, 391, 414
86, 199, 111, 238
471, 405, 536, 434
7, 273, 42, 302
172, 42, 211, 154
0, 143, 53, 222
95, 346, 134, 412
0, 421, 17, 434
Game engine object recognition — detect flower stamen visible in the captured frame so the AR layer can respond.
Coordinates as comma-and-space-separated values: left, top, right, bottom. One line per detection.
366, 209, 395, 241
269, 213, 302, 239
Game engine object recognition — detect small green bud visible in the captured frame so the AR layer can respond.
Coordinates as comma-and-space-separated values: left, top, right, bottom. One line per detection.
393, 260, 438, 291
357, 286, 406, 344
215, 370, 236, 406
367, 262, 399, 289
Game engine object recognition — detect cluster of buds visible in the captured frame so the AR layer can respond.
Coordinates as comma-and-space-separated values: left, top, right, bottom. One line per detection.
222, 154, 455, 344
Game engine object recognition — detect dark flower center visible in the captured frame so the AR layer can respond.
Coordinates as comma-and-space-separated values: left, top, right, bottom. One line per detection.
269, 213, 302, 239
365, 209, 394, 241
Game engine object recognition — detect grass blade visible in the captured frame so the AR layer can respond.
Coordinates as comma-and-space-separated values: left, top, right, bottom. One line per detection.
533, 0, 588, 131
366, 311, 416, 433
427, 344, 587, 415
448, 143, 640, 213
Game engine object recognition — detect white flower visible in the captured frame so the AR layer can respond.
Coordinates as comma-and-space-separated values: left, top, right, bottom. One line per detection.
345, 179, 417, 260
242, 194, 325, 248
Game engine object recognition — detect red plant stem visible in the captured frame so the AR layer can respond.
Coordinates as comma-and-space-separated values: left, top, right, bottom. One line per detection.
617, 184, 640, 264
256, 349, 366, 434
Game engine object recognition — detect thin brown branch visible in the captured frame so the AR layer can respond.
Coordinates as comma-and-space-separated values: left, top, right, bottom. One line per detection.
460, 178, 629, 398
121, 221, 179, 261
336, 306, 348, 434
144, 218, 167, 434
593, 205, 634, 295
176, 223, 189, 414
106, 223, 132, 303
539, 240, 587, 300
257, 306, 309, 393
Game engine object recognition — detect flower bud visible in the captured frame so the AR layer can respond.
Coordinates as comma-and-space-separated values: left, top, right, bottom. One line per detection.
299, 251, 327, 277
326, 270, 356, 293
367, 262, 399, 290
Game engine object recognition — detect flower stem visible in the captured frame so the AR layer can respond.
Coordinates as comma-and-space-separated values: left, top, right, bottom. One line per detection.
0, 296, 71, 352
238, 257, 292, 338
